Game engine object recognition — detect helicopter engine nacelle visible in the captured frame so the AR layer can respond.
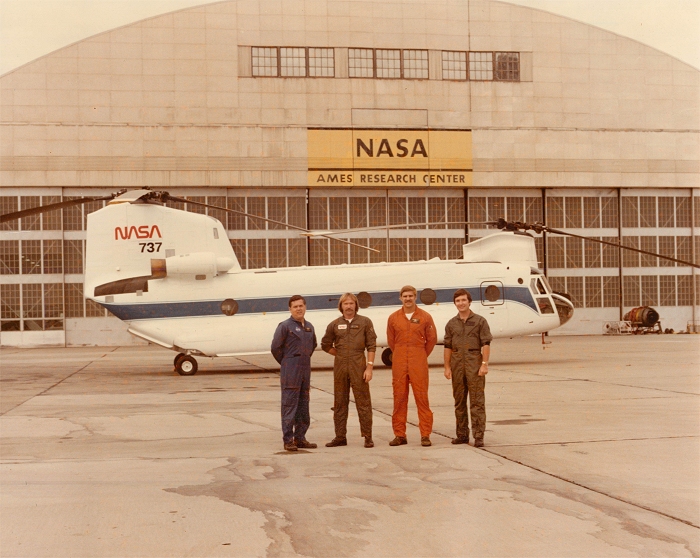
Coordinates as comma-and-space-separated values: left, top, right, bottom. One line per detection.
158, 252, 236, 278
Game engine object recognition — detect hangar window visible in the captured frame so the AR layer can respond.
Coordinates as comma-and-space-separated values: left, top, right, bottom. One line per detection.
252, 47, 279, 76
495, 52, 520, 81
281, 47, 306, 77
469, 52, 493, 80
403, 50, 429, 79
442, 51, 467, 80
376, 49, 401, 78
309, 48, 334, 77
349, 48, 374, 77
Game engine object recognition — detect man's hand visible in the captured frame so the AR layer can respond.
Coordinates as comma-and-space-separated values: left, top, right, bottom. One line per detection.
329, 348, 337, 356
478, 362, 488, 376
444, 367, 452, 380
363, 366, 373, 382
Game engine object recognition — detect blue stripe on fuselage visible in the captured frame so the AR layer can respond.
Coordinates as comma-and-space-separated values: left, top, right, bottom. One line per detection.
99, 286, 538, 321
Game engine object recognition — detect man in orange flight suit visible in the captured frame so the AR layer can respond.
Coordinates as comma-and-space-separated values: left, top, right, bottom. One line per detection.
386, 285, 438, 447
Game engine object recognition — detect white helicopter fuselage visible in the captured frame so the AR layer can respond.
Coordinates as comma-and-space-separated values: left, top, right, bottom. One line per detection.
85, 196, 572, 361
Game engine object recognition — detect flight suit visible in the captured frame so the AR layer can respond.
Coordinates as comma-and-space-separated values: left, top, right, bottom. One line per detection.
321, 314, 377, 438
271, 317, 317, 445
444, 312, 493, 440
386, 307, 437, 438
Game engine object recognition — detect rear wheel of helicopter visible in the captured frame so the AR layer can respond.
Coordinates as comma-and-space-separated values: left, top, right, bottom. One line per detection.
381, 348, 393, 367
174, 353, 186, 369
176, 355, 198, 376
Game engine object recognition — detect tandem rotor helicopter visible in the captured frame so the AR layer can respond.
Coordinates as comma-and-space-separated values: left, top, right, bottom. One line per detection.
2, 189, 696, 375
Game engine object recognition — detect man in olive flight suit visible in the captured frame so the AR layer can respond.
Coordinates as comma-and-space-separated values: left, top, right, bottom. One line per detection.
271, 295, 317, 452
444, 288, 493, 448
322, 293, 377, 448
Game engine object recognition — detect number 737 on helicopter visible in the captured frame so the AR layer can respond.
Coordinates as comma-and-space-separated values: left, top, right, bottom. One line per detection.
4, 188, 694, 375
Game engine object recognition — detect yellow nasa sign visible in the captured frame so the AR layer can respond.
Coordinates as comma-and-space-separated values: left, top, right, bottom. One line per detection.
307, 129, 472, 187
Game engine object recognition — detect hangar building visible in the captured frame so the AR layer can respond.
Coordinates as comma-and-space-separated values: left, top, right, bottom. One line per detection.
1, 0, 698, 346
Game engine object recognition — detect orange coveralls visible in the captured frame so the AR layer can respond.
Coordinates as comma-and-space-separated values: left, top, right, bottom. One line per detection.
386, 307, 437, 437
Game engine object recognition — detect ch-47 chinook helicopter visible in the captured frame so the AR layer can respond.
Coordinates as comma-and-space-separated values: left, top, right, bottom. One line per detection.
2, 189, 696, 375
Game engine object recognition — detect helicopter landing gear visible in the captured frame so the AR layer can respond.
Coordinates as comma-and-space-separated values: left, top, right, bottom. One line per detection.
381, 348, 393, 367
174, 354, 198, 376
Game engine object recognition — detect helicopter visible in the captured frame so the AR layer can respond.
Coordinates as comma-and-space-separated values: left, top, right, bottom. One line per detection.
2, 189, 696, 375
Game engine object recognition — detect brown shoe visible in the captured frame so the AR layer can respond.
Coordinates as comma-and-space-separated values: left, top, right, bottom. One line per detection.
325, 437, 347, 447
451, 437, 469, 445
421, 436, 432, 447
284, 442, 298, 452
474, 438, 484, 448
364, 437, 374, 448
389, 436, 407, 446
295, 439, 317, 449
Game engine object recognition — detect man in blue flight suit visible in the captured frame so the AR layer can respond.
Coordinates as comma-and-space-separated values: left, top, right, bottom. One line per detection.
271, 295, 318, 452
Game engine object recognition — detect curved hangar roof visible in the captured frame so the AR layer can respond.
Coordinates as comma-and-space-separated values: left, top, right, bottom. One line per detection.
1, 0, 698, 189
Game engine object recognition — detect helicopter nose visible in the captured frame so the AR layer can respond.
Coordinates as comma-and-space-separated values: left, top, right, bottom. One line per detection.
551, 293, 574, 326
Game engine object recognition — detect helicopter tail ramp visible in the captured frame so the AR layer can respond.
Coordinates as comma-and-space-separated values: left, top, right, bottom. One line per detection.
463, 232, 539, 268
84, 192, 239, 301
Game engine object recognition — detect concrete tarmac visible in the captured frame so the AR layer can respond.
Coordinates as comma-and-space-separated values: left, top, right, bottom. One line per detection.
1, 335, 698, 557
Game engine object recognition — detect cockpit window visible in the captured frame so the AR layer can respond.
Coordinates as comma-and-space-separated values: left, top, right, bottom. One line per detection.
540, 276, 553, 293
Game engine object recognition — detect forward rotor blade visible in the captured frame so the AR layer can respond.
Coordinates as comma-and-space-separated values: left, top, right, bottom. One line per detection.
495, 218, 699, 269
544, 227, 700, 269
301, 221, 497, 237
0, 196, 115, 224
162, 195, 380, 253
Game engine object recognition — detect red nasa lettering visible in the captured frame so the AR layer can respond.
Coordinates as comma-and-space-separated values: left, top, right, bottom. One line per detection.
114, 225, 162, 240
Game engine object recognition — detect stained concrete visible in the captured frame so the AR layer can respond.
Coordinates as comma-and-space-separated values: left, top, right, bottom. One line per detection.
1, 335, 698, 557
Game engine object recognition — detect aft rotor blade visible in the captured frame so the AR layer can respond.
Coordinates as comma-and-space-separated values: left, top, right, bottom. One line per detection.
545, 227, 700, 269
0, 196, 115, 224
163, 194, 380, 253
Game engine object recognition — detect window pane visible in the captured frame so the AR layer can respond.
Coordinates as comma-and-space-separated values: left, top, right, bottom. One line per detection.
267, 197, 286, 230
247, 239, 266, 268
469, 51, 493, 80
487, 197, 504, 222
407, 197, 426, 229
583, 197, 600, 228
330, 238, 349, 265
206, 196, 227, 226
640, 236, 658, 267
447, 197, 464, 229
585, 276, 602, 307
657, 197, 674, 227
600, 197, 618, 228
442, 51, 466, 80
288, 238, 307, 267
42, 196, 62, 230
659, 276, 676, 306
0, 240, 19, 274
1, 284, 21, 320
565, 237, 582, 268
678, 275, 693, 306
308, 48, 334, 77
408, 238, 427, 261
268, 239, 287, 268
287, 196, 306, 229
62, 198, 83, 231
388, 197, 407, 227
65, 283, 84, 318
309, 197, 328, 230
44, 283, 63, 319
602, 237, 619, 268
252, 47, 278, 77
368, 196, 386, 227
43, 240, 63, 274
639, 197, 656, 227
507, 197, 524, 222
564, 197, 582, 228
329, 197, 348, 229
280, 47, 306, 77
230, 239, 246, 269
494, 52, 519, 81
246, 197, 266, 230
349, 48, 373, 78
403, 49, 428, 79
369, 237, 388, 264
546, 197, 563, 228
185, 196, 206, 215
309, 238, 329, 266
525, 197, 543, 223
567, 277, 583, 308
547, 236, 565, 268
676, 197, 691, 227
469, 197, 486, 223
20, 197, 41, 231
376, 49, 401, 78
676, 236, 692, 266
429, 238, 446, 260
349, 238, 369, 264
584, 237, 601, 268
349, 198, 368, 229
389, 238, 408, 262
1, 196, 18, 231
622, 236, 639, 267
640, 276, 658, 305
227, 197, 246, 230
658, 236, 675, 267
603, 276, 619, 308
22, 240, 42, 274
621, 197, 638, 228
448, 238, 463, 259
623, 276, 640, 307
22, 283, 43, 318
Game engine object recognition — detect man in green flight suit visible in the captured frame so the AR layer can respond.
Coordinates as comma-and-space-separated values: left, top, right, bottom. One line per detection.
322, 292, 377, 448
443, 288, 493, 448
